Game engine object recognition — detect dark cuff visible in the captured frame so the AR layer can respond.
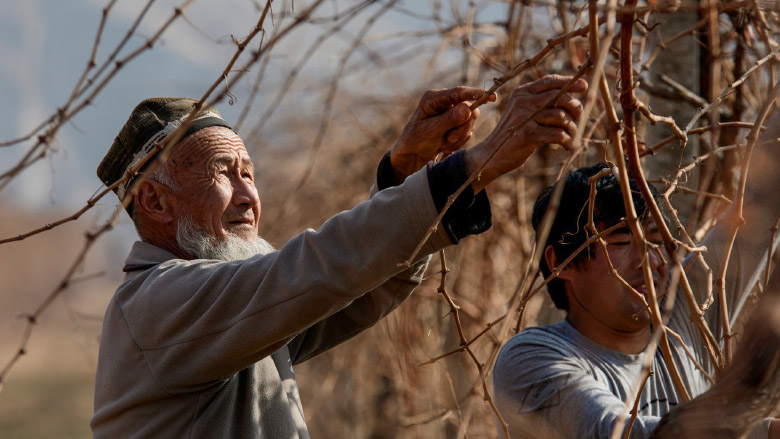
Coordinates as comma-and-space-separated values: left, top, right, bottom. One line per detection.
426, 150, 492, 243
376, 151, 398, 191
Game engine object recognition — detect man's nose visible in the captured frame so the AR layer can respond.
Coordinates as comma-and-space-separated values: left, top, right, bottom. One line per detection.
232, 175, 260, 207
647, 243, 667, 272
628, 241, 665, 271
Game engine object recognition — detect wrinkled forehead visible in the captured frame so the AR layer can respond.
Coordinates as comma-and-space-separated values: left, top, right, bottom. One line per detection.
169, 126, 253, 169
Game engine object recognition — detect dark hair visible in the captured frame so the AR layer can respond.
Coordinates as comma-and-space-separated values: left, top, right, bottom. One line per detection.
532, 162, 659, 311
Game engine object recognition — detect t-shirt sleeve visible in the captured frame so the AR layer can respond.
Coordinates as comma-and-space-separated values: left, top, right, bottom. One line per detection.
493, 333, 660, 439
746, 419, 773, 439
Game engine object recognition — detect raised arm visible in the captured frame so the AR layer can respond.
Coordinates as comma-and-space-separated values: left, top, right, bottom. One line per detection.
117, 77, 588, 388
291, 86, 500, 364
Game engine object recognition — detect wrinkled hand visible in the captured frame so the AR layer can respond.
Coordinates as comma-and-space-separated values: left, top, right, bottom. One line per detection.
390, 87, 494, 184
466, 75, 588, 192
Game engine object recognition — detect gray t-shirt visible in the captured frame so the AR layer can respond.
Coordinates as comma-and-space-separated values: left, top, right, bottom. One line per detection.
494, 315, 773, 438
494, 317, 707, 438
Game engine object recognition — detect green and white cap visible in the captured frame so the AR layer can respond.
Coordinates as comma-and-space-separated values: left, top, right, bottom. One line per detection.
97, 97, 232, 205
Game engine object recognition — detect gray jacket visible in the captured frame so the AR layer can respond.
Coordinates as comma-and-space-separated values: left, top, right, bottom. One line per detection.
91, 169, 452, 438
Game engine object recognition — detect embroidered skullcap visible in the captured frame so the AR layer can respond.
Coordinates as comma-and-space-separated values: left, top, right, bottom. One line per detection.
96, 97, 232, 209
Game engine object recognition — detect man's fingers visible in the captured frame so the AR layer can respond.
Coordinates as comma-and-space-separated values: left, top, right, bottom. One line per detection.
561, 93, 584, 121
523, 89, 583, 121
442, 102, 474, 126
523, 75, 588, 95
444, 105, 479, 137
534, 108, 577, 138
531, 124, 575, 150
445, 126, 472, 144
420, 87, 489, 117
442, 106, 479, 152
443, 132, 473, 153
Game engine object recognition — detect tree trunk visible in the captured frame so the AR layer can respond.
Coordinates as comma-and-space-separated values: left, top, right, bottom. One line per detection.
642, 9, 701, 227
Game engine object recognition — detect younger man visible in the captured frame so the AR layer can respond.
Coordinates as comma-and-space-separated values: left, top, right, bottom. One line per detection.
493, 113, 780, 438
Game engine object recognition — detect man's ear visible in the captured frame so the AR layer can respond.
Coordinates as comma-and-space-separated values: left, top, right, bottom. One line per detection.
135, 180, 174, 224
543, 245, 558, 271
544, 245, 575, 280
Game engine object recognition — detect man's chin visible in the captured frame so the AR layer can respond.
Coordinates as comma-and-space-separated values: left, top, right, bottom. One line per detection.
629, 307, 653, 325
224, 223, 256, 236
229, 230, 259, 242
222, 233, 276, 259
623, 294, 652, 322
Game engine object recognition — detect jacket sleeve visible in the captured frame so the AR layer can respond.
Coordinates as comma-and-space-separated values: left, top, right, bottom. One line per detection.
117, 168, 452, 392
285, 256, 429, 365
286, 150, 492, 364
285, 154, 431, 364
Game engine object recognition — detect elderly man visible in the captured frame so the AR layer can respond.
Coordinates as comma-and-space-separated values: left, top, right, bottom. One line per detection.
492, 110, 780, 438
90, 75, 587, 438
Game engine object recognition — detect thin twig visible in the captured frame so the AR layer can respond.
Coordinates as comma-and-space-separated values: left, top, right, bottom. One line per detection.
623, 371, 653, 439
618, 0, 690, 401
686, 44, 780, 132
432, 251, 510, 438
0, 0, 194, 192
715, 77, 780, 363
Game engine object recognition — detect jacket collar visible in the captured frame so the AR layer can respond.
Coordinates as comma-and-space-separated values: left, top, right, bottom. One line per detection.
122, 241, 180, 272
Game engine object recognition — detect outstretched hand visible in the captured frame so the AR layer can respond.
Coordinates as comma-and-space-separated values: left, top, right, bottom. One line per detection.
466, 75, 588, 193
390, 87, 495, 184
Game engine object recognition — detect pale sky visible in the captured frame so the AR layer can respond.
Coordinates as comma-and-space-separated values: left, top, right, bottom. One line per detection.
1, 0, 334, 211
0, 0, 519, 262
0, 0, 512, 210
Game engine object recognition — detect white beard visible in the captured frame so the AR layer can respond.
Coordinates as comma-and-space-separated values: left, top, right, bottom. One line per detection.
176, 215, 276, 261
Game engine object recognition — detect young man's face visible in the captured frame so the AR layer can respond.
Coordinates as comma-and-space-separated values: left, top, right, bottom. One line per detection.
560, 225, 669, 338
